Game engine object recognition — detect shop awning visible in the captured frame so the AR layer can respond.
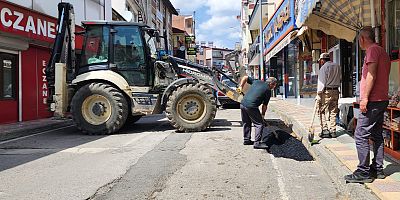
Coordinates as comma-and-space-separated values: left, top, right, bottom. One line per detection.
265, 30, 299, 62
296, 0, 371, 42
248, 53, 261, 66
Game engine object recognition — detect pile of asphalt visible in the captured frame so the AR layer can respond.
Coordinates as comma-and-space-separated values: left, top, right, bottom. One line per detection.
263, 121, 314, 162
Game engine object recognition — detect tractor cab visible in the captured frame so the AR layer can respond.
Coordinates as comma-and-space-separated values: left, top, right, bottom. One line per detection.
77, 21, 159, 87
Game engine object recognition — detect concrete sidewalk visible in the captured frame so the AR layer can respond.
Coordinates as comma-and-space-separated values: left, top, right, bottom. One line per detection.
269, 99, 400, 200
0, 118, 73, 142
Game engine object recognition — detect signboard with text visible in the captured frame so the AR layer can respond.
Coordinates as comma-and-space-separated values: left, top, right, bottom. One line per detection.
0, 1, 84, 47
187, 47, 197, 55
262, 0, 296, 55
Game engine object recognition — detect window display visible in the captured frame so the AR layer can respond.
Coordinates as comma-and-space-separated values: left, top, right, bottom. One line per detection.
299, 49, 319, 97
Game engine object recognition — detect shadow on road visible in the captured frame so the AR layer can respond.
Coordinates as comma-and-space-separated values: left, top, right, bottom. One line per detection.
264, 119, 314, 162
0, 114, 173, 172
211, 119, 242, 127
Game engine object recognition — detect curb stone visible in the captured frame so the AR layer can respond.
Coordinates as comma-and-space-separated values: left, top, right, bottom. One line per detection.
0, 118, 73, 142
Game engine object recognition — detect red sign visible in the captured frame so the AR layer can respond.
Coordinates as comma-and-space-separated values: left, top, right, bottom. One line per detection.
0, 1, 84, 48
0, 1, 58, 43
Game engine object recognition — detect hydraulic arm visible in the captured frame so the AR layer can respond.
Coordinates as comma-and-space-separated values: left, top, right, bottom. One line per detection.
45, 2, 76, 105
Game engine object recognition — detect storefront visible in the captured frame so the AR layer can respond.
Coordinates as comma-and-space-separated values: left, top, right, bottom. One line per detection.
262, 0, 298, 97
296, 0, 400, 160
0, 1, 85, 124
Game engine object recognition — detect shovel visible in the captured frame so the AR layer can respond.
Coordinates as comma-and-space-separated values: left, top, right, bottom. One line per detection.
308, 99, 319, 144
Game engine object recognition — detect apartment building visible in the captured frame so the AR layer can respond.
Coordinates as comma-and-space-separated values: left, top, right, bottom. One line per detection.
112, 0, 178, 52
172, 14, 196, 61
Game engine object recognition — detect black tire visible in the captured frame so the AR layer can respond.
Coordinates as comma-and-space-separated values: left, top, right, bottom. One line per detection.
71, 83, 128, 135
165, 83, 217, 132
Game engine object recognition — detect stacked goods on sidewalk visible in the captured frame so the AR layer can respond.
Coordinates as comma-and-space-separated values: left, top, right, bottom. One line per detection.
384, 111, 391, 127
392, 116, 400, 130
384, 129, 392, 149
389, 88, 400, 108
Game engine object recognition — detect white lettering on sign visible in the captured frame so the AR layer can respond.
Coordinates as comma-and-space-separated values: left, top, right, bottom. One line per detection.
25, 16, 36, 34
47, 22, 56, 39
42, 60, 48, 104
13, 11, 24, 31
0, 7, 56, 39
1, 8, 12, 27
37, 19, 46, 37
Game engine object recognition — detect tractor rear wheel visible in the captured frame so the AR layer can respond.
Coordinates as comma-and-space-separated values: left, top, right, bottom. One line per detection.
71, 83, 128, 135
166, 83, 217, 132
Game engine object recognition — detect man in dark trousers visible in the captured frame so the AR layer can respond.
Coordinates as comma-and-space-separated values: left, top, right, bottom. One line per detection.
344, 27, 391, 183
238, 76, 277, 149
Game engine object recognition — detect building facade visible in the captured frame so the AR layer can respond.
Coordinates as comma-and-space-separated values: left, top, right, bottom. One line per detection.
243, 0, 400, 159
112, 0, 178, 53
172, 15, 196, 61
0, 0, 111, 124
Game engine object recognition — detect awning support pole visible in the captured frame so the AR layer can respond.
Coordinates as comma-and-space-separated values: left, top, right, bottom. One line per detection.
259, 0, 264, 80
370, 0, 379, 43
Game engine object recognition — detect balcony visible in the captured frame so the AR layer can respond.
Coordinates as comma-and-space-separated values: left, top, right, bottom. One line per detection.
248, 0, 276, 31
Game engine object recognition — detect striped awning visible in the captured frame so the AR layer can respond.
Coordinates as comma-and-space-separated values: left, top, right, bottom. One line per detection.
296, 0, 371, 41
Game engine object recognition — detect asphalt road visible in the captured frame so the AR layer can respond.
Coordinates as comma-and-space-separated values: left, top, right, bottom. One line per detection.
0, 109, 377, 200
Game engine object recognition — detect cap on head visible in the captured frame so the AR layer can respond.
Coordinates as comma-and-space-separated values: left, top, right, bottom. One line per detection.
266, 77, 277, 85
318, 53, 330, 61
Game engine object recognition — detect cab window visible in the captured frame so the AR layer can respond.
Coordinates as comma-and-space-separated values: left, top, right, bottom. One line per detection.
113, 26, 146, 70
113, 26, 147, 86
80, 26, 109, 66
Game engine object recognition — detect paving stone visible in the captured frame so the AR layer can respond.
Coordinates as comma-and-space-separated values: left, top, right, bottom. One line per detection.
389, 173, 400, 182
329, 146, 352, 151
340, 155, 359, 161
381, 192, 400, 200
373, 181, 400, 192
334, 150, 357, 156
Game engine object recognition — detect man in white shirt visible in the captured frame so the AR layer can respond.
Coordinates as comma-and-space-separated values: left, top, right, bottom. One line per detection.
316, 53, 341, 138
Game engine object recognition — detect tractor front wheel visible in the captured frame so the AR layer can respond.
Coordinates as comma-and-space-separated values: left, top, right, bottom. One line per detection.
71, 83, 128, 135
166, 83, 217, 132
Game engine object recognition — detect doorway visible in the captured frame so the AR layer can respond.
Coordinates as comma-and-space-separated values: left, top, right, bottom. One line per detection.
0, 51, 19, 123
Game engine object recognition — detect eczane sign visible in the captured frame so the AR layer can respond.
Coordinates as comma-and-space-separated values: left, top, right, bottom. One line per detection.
0, 1, 57, 43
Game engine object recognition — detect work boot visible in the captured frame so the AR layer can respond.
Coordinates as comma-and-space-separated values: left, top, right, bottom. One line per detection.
330, 131, 337, 138
370, 167, 386, 179
319, 129, 331, 138
243, 140, 254, 145
344, 169, 373, 183
253, 142, 269, 149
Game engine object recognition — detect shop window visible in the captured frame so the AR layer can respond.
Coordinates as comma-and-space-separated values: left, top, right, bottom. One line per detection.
389, 0, 400, 59
0, 53, 17, 100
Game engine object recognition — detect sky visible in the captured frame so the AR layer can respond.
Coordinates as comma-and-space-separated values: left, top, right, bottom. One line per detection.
170, 0, 241, 49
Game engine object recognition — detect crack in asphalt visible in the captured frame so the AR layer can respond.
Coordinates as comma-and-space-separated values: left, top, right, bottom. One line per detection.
89, 132, 192, 200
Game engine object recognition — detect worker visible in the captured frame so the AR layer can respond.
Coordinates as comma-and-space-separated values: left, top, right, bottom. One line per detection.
316, 53, 341, 138
238, 76, 277, 149
345, 26, 390, 183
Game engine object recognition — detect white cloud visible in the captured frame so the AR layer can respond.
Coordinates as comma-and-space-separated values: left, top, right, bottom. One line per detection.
171, 0, 241, 48
170, 0, 207, 12
204, 0, 241, 16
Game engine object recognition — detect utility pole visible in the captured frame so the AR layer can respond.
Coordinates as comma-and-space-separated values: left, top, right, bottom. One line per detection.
259, 0, 264, 80
193, 11, 196, 37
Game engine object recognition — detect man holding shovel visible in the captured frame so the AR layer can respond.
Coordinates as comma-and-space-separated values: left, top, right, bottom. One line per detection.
237, 76, 277, 149
316, 53, 341, 138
